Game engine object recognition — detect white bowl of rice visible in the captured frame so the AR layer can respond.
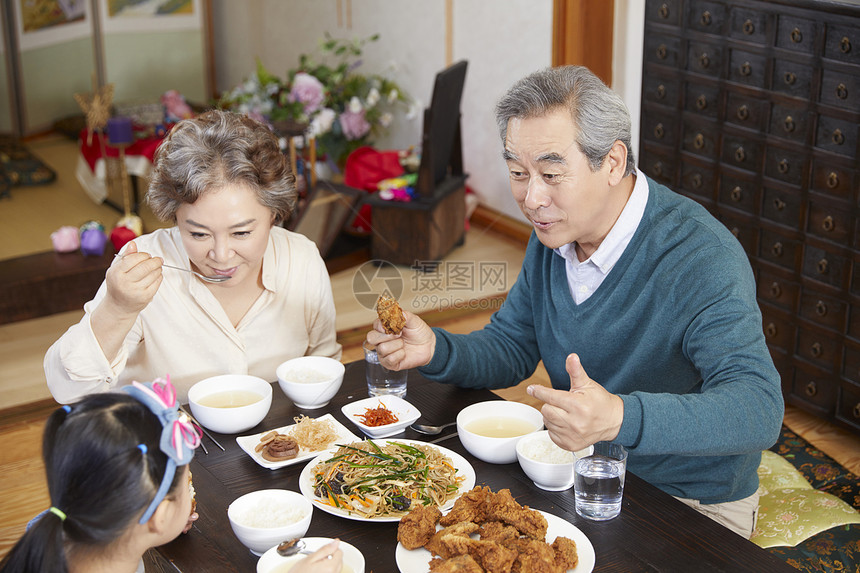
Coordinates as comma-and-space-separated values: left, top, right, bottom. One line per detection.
516, 430, 594, 491
276, 356, 344, 409
227, 489, 312, 555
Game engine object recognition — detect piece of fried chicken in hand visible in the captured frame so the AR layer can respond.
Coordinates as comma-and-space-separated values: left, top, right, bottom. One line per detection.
377, 294, 406, 334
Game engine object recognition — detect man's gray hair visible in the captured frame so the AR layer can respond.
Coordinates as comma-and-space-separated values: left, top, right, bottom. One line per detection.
495, 66, 635, 176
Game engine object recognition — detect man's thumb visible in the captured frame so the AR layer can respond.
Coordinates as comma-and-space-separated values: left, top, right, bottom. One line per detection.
566, 353, 589, 391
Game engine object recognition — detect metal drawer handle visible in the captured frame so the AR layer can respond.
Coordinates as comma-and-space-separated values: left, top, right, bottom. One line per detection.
805, 381, 817, 396
653, 161, 664, 177
659, 3, 670, 18
743, 19, 755, 35
827, 172, 839, 189
694, 133, 705, 149
736, 105, 749, 121
815, 300, 828, 316
791, 27, 803, 43
772, 242, 784, 257
654, 123, 665, 139
832, 129, 845, 145
778, 159, 790, 174
841, 36, 852, 54
836, 83, 848, 100
822, 215, 835, 232
853, 402, 860, 419
657, 44, 668, 59
691, 173, 703, 188
774, 198, 786, 211
783, 116, 795, 133
701, 11, 712, 26
770, 282, 782, 297
740, 62, 752, 76
699, 53, 711, 68
784, 72, 797, 85
765, 323, 777, 338
656, 84, 666, 99
811, 342, 823, 358
696, 95, 708, 110
735, 147, 746, 162
730, 186, 743, 202
817, 258, 829, 274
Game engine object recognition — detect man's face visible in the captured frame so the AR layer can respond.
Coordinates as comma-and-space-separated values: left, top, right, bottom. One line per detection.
504, 108, 616, 253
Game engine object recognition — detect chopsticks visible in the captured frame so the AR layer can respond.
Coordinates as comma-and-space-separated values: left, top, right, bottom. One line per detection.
180, 406, 225, 452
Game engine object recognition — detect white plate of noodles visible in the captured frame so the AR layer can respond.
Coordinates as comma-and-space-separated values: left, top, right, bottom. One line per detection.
236, 414, 359, 470
299, 439, 476, 522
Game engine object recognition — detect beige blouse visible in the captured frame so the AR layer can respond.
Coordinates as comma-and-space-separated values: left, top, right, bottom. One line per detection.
45, 226, 341, 403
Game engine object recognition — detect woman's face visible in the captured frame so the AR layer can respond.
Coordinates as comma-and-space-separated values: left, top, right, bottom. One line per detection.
175, 184, 274, 288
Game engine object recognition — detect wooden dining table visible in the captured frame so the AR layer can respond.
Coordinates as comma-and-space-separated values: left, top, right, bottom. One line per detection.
145, 361, 796, 572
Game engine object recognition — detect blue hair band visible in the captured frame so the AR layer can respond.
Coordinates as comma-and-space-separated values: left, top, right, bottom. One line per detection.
137, 444, 148, 455
61, 405, 71, 413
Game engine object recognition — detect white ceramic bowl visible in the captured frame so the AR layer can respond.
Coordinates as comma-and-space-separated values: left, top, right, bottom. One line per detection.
516, 430, 594, 491
188, 374, 272, 434
276, 356, 345, 409
341, 395, 421, 438
227, 489, 313, 556
456, 401, 543, 464
256, 537, 365, 573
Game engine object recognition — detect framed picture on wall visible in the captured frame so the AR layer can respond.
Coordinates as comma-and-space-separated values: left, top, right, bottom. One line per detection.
16, 0, 92, 51
99, 0, 203, 34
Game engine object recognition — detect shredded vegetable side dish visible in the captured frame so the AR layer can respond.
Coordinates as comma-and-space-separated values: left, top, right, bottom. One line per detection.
355, 402, 400, 426
311, 441, 464, 518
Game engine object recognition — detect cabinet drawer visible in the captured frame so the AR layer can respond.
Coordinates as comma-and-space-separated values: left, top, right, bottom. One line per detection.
846, 303, 860, 342
792, 360, 838, 414
764, 145, 807, 185
806, 197, 852, 244
687, 41, 724, 78
824, 22, 860, 65
726, 92, 767, 131
776, 14, 818, 54
687, 0, 728, 35
729, 6, 770, 44
719, 210, 758, 257
757, 270, 800, 312
820, 69, 859, 111
645, 34, 681, 67
837, 380, 860, 431
722, 135, 763, 171
645, 0, 682, 26
768, 103, 810, 144
642, 110, 678, 146
815, 115, 858, 159
760, 229, 802, 271
796, 325, 840, 371
640, 146, 677, 186
811, 160, 855, 202
718, 171, 758, 214
643, 74, 681, 108
728, 49, 768, 89
772, 58, 813, 100
762, 305, 795, 353
684, 82, 721, 119
799, 288, 847, 332
761, 185, 802, 230
680, 158, 717, 201
802, 246, 848, 289
682, 119, 719, 158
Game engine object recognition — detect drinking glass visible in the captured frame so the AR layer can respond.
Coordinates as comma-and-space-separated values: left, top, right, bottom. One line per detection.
363, 341, 407, 397
573, 442, 628, 520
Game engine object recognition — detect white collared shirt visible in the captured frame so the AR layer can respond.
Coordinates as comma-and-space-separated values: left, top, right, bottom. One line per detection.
554, 168, 649, 304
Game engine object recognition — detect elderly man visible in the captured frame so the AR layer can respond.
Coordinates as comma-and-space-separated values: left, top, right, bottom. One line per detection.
367, 65, 783, 538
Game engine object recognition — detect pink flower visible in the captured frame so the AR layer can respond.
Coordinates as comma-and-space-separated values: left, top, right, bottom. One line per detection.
289, 72, 325, 114
339, 109, 371, 140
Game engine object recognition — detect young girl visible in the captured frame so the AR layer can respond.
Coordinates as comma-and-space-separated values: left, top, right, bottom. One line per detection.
0, 378, 342, 573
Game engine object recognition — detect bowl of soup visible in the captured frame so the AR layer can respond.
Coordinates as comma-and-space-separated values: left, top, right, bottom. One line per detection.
256, 537, 365, 573
456, 401, 543, 464
276, 356, 344, 409
188, 374, 272, 434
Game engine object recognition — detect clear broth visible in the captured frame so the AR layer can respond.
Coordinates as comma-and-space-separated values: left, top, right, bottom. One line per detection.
197, 390, 262, 408
465, 416, 537, 438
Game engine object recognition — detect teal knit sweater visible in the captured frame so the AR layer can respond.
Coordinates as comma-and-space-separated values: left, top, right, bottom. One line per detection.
420, 177, 784, 503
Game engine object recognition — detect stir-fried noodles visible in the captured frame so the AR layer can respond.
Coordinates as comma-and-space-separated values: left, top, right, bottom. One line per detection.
311, 441, 464, 518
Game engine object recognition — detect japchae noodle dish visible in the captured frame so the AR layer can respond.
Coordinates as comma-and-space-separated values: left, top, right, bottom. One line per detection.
311, 440, 464, 518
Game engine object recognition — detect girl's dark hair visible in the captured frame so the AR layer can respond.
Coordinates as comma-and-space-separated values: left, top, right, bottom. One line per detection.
0, 393, 186, 573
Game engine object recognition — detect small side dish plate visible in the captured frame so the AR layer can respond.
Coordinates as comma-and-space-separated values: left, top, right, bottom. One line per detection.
341, 395, 421, 438
236, 414, 359, 470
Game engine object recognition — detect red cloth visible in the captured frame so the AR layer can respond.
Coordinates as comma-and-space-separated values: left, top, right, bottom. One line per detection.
78, 127, 168, 173
343, 146, 403, 192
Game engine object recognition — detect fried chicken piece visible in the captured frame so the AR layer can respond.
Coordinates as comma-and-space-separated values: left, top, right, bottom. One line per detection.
551, 536, 578, 570
426, 521, 481, 558
376, 294, 406, 334
429, 554, 484, 573
483, 489, 548, 540
398, 504, 443, 550
480, 521, 522, 544
440, 485, 491, 526
512, 538, 561, 573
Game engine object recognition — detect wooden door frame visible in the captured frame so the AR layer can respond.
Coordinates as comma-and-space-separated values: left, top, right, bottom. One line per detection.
552, 0, 615, 86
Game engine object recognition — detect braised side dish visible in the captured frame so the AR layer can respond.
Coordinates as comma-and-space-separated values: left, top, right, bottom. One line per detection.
398, 486, 578, 572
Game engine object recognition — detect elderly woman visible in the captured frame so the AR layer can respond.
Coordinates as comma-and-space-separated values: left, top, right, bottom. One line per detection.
45, 110, 341, 403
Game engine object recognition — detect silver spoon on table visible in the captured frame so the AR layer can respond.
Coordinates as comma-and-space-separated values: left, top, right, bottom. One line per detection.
411, 421, 457, 435
114, 254, 231, 283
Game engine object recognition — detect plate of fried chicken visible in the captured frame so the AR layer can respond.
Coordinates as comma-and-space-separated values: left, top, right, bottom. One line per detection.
395, 485, 595, 572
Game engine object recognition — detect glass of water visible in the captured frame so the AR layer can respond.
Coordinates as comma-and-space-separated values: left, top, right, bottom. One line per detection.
573, 442, 628, 521
363, 340, 407, 398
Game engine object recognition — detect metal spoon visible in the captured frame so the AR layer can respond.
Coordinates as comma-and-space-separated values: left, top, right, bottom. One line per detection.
113, 254, 231, 283
277, 538, 311, 557
411, 421, 457, 435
